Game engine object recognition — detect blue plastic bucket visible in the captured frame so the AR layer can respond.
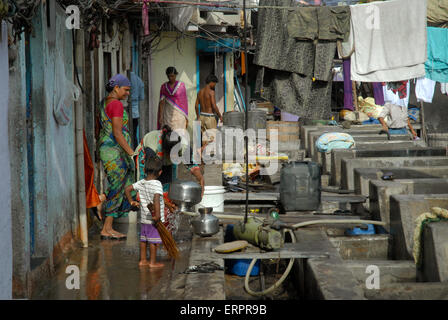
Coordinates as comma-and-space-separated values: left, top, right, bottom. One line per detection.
230, 259, 260, 277
345, 224, 376, 235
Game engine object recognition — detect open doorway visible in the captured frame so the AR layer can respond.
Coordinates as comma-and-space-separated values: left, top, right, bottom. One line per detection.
198, 53, 225, 118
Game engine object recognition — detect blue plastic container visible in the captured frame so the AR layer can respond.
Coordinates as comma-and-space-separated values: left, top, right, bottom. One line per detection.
345, 224, 376, 236
230, 259, 260, 277
224, 224, 260, 276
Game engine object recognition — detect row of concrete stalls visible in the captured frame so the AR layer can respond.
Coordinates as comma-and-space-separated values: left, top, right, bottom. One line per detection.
5, 1, 142, 298
293, 1, 448, 299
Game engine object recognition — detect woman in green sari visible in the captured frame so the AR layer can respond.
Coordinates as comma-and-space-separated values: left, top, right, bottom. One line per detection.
98, 74, 135, 240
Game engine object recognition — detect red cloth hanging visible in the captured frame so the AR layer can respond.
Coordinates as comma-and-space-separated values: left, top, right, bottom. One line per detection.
83, 131, 101, 209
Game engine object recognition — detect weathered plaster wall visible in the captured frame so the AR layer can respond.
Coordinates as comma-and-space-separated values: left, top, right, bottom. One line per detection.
149, 32, 198, 134
409, 81, 448, 134
8, 25, 31, 298
9, 4, 78, 297
44, 6, 77, 261
0, 20, 12, 300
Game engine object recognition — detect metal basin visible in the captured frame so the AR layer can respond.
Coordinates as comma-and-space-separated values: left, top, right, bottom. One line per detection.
168, 180, 202, 212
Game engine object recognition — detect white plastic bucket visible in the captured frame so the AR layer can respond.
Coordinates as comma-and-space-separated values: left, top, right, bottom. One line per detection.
197, 186, 226, 213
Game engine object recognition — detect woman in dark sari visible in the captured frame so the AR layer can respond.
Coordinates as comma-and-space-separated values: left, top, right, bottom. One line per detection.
98, 74, 135, 240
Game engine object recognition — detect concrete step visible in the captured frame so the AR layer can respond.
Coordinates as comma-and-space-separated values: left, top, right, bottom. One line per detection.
328, 234, 391, 261
309, 132, 420, 160
293, 228, 366, 300
369, 178, 448, 230
364, 282, 448, 300
341, 156, 448, 190
183, 228, 226, 300
345, 260, 417, 284
331, 146, 445, 186
354, 166, 448, 209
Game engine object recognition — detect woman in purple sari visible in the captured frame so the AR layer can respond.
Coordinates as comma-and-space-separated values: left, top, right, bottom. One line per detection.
157, 67, 189, 131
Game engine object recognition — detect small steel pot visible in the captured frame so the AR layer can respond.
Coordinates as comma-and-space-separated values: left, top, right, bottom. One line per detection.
191, 207, 220, 237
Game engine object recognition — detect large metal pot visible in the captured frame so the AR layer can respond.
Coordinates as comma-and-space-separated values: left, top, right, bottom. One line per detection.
168, 180, 202, 212
191, 207, 220, 237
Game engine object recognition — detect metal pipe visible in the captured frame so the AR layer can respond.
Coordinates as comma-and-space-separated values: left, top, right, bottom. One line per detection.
132, 0, 319, 9
134, 0, 240, 8
179, 211, 245, 221
292, 219, 386, 229
243, 0, 249, 228
74, 29, 88, 248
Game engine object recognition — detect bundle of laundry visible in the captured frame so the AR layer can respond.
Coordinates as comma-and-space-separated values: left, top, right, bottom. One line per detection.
315, 132, 355, 153
341, 0, 427, 82
339, 110, 370, 123
357, 97, 385, 120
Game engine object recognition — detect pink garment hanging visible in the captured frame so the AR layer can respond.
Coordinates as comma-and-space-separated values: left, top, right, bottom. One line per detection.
142, 1, 150, 36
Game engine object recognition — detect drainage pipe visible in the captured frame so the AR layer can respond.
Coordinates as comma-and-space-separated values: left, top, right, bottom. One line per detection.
73, 29, 88, 248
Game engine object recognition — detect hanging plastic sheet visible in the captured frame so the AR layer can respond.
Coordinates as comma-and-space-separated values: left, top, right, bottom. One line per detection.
53, 52, 80, 126
164, 0, 194, 32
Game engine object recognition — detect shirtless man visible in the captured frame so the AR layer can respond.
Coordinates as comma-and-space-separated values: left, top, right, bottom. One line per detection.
195, 74, 223, 144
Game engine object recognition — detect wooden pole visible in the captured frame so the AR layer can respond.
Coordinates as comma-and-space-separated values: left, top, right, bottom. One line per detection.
352, 81, 358, 111
420, 101, 426, 142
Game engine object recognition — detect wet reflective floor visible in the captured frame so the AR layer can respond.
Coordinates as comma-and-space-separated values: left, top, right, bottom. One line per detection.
32, 217, 193, 300
31, 215, 301, 300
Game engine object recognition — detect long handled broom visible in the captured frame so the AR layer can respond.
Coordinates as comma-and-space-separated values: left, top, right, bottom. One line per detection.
153, 218, 179, 260
140, 177, 180, 260
146, 200, 179, 260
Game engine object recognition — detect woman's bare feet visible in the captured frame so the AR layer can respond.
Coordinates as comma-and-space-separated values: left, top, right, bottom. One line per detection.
139, 260, 149, 267
100, 229, 126, 239
148, 262, 164, 268
96, 194, 106, 220
109, 230, 126, 238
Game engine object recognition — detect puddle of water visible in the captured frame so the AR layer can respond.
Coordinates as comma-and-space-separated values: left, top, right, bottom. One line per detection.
31, 217, 193, 300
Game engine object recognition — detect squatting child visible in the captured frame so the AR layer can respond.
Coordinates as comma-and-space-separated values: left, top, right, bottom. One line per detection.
125, 156, 165, 268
